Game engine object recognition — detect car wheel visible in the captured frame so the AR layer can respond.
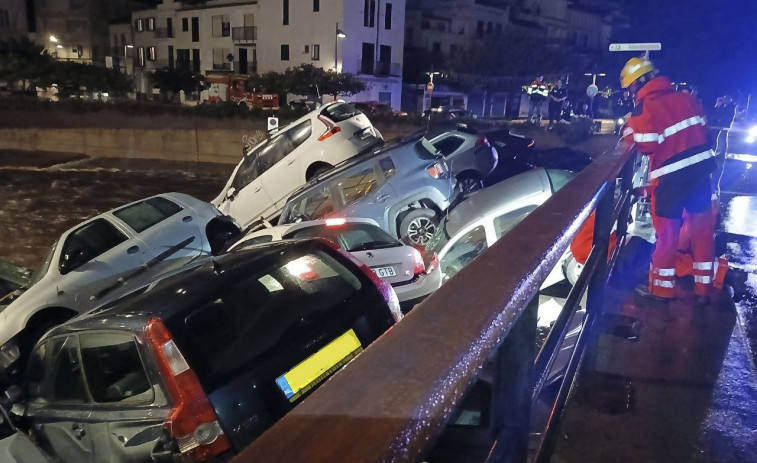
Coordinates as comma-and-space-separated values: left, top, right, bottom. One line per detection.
562, 254, 583, 286
400, 209, 439, 246
457, 173, 484, 194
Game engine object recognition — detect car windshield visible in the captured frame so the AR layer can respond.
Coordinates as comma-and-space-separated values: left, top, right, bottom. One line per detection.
321, 102, 361, 123
28, 242, 57, 287
282, 184, 336, 223
285, 223, 401, 252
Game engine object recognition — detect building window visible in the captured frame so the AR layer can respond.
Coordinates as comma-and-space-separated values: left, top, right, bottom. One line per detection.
148, 46, 156, 61
283, 0, 289, 25
450, 44, 458, 55
0, 10, 9, 27
476, 20, 483, 38
212, 15, 230, 37
432, 42, 441, 53
135, 18, 144, 32
420, 20, 429, 30
487, 22, 492, 34
213, 48, 231, 69
311, 44, 320, 61
281, 44, 289, 60
313, 0, 319, 12
385, 3, 392, 29
182, 17, 188, 32
304, 44, 310, 53
495, 23, 502, 35
137, 47, 145, 67
69, 0, 87, 8
147, 17, 155, 31
167, 18, 173, 37
364, 0, 375, 27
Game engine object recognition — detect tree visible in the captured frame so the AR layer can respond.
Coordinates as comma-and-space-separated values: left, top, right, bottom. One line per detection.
150, 67, 205, 103
0, 37, 54, 91
246, 64, 366, 103
319, 71, 366, 99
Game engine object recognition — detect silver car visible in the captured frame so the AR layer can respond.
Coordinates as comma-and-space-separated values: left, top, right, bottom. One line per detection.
278, 132, 458, 246
429, 124, 498, 193
230, 218, 437, 306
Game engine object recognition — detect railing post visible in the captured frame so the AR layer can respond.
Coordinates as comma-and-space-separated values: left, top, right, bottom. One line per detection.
615, 157, 634, 239
586, 181, 614, 315
490, 295, 538, 463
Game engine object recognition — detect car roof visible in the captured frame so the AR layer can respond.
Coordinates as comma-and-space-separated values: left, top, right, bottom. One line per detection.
230, 218, 382, 249
45, 240, 335, 336
443, 168, 552, 236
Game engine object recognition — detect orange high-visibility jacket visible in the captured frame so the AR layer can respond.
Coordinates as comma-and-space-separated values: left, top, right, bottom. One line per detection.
621, 76, 714, 180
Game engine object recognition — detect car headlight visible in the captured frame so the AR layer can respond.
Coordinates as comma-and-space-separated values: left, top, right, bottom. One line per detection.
746, 125, 757, 143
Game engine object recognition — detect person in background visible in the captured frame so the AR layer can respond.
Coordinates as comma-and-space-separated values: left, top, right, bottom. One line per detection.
548, 79, 568, 128
527, 75, 549, 124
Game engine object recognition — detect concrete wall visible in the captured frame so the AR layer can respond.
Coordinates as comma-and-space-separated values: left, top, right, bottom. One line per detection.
0, 128, 265, 164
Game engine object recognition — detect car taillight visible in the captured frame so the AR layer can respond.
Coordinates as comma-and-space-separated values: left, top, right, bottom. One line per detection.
412, 248, 425, 276
317, 238, 403, 322
426, 162, 445, 179
475, 136, 489, 147
325, 217, 347, 227
145, 318, 230, 462
317, 115, 342, 141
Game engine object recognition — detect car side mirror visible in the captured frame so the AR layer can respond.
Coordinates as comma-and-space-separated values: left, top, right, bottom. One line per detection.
60, 246, 87, 274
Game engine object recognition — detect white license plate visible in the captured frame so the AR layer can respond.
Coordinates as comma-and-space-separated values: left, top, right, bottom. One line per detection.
373, 266, 396, 278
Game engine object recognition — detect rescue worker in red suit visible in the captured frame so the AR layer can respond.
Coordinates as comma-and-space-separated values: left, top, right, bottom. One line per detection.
619, 57, 717, 304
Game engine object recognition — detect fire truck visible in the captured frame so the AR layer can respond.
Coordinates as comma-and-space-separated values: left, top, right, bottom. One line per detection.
204, 74, 279, 109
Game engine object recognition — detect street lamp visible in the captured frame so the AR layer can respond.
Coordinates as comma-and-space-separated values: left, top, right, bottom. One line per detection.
335, 22, 346, 72
49, 35, 58, 43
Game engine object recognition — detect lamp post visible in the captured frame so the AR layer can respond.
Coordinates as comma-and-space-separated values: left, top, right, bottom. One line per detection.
584, 72, 605, 119
335, 22, 346, 72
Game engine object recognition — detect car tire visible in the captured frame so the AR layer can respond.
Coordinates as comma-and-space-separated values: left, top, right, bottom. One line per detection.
562, 254, 583, 286
456, 172, 484, 194
399, 209, 439, 246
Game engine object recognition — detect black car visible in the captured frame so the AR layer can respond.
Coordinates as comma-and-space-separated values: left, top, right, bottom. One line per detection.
485, 129, 591, 184
8, 239, 401, 463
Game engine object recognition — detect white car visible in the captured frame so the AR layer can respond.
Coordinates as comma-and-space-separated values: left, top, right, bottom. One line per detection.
0, 193, 241, 372
213, 101, 384, 228
423, 168, 577, 291
229, 218, 437, 307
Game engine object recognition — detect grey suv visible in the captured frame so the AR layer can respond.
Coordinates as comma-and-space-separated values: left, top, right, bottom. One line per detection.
278, 132, 458, 246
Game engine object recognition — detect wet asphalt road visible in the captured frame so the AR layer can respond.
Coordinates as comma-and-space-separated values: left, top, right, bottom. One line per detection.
0, 155, 233, 269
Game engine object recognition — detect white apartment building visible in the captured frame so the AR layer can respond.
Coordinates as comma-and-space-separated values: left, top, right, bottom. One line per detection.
0, 0, 28, 41
112, 0, 406, 108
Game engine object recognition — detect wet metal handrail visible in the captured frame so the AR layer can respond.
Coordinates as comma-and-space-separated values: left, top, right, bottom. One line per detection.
232, 147, 634, 463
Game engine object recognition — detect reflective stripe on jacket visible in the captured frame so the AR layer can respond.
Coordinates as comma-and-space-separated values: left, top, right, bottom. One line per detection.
622, 76, 714, 180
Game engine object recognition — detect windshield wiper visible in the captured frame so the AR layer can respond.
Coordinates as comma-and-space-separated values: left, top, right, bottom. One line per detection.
348, 241, 401, 252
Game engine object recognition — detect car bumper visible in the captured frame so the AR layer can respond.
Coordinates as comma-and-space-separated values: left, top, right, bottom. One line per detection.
392, 271, 439, 304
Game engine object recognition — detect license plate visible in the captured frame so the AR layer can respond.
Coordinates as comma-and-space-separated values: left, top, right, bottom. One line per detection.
275, 329, 363, 403
373, 266, 396, 278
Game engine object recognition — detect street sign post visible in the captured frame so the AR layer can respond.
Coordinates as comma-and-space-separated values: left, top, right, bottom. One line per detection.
609, 43, 662, 52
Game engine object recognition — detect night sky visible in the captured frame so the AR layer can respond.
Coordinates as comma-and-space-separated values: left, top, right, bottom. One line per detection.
610, 0, 757, 105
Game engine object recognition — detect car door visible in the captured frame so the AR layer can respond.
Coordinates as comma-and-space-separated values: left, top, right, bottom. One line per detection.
110, 196, 205, 276
77, 331, 166, 463
56, 218, 149, 309
261, 119, 313, 212
224, 143, 278, 227
24, 336, 96, 463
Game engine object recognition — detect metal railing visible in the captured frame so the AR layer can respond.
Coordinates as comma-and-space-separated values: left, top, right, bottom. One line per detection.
356, 60, 402, 77
232, 26, 257, 42
231, 145, 635, 463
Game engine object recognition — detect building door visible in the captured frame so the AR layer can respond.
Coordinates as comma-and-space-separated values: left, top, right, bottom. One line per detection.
168, 45, 174, 69
176, 49, 190, 70
252, 46, 258, 73
378, 45, 391, 75
239, 48, 248, 74
361, 42, 374, 75
191, 16, 199, 42
192, 48, 200, 73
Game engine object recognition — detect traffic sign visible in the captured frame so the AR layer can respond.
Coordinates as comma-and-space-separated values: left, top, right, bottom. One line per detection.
609, 42, 662, 52
586, 84, 599, 98
267, 116, 279, 131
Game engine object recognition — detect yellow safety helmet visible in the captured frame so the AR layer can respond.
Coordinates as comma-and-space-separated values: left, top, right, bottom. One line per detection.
620, 57, 656, 88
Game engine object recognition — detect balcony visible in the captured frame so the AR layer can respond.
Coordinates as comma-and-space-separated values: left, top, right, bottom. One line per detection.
357, 60, 402, 77
232, 26, 257, 43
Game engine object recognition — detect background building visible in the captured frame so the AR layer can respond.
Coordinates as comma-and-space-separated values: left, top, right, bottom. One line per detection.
0, 0, 29, 41
110, 0, 406, 108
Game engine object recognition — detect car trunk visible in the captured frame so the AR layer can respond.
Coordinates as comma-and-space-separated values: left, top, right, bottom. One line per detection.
320, 103, 382, 150
351, 246, 417, 286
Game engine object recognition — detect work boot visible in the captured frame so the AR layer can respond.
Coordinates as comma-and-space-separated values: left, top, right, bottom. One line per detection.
634, 282, 670, 305
724, 268, 749, 303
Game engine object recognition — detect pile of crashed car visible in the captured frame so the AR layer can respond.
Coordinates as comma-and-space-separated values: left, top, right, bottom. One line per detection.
0, 101, 591, 463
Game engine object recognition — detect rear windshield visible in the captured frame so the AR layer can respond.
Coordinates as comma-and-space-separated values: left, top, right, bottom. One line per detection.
321, 102, 361, 123
414, 138, 439, 160
165, 249, 365, 391
285, 223, 401, 252
282, 184, 336, 223
113, 197, 183, 233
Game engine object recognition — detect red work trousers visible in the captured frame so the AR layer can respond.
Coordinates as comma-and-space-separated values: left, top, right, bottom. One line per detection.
649, 182, 716, 298
675, 198, 728, 289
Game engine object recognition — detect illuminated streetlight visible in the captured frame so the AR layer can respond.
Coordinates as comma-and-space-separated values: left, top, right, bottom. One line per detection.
49, 35, 58, 43
55, 45, 63, 49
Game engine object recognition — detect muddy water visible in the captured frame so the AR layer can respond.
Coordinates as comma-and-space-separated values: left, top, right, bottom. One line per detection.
0, 156, 233, 269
